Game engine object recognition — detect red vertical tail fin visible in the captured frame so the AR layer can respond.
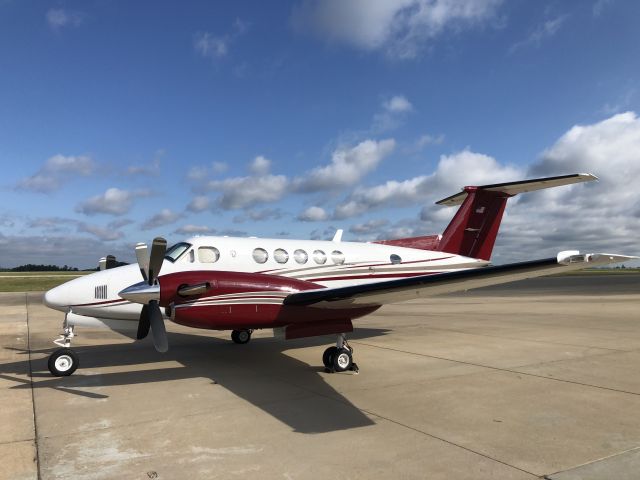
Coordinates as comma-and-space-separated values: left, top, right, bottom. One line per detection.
435, 173, 597, 261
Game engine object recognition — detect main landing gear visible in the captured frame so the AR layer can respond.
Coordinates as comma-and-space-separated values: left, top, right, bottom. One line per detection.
48, 316, 79, 376
322, 334, 359, 374
231, 329, 253, 344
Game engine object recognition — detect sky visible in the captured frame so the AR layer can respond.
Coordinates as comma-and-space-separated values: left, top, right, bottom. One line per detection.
1, 0, 639, 269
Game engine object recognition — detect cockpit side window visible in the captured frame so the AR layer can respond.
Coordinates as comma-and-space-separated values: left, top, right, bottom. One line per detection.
164, 242, 192, 263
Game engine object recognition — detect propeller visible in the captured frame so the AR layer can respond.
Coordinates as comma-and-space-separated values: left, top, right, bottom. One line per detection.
121, 237, 169, 353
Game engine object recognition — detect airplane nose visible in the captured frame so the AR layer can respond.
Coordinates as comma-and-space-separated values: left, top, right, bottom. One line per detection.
44, 285, 66, 311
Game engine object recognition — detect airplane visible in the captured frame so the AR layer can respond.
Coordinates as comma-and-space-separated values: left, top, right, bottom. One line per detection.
43, 173, 637, 377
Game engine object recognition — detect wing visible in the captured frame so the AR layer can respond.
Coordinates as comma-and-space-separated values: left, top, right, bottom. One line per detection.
283, 252, 636, 310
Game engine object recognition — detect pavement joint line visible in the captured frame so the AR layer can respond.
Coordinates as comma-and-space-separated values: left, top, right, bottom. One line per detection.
0, 438, 36, 447
351, 341, 640, 397
356, 405, 538, 478
543, 445, 640, 478
25, 292, 42, 480
393, 324, 629, 353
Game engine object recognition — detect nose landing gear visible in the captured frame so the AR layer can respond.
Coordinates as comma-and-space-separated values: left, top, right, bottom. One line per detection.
48, 314, 79, 376
322, 334, 359, 373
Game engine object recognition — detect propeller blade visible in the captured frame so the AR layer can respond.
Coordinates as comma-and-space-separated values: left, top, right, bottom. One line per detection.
147, 237, 167, 286
149, 300, 168, 353
136, 304, 151, 340
135, 243, 149, 282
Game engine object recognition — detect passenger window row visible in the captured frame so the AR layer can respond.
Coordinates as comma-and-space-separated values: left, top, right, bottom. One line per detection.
253, 248, 345, 265
187, 246, 347, 265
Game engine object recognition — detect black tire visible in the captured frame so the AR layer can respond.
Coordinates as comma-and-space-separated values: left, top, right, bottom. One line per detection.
332, 348, 353, 372
322, 346, 338, 368
231, 330, 251, 344
48, 348, 79, 376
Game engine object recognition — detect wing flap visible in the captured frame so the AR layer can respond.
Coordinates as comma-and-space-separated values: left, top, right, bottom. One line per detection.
283, 253, 636, 309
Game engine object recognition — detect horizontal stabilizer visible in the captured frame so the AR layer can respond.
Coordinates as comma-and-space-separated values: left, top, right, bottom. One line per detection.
436, 173, 597, 206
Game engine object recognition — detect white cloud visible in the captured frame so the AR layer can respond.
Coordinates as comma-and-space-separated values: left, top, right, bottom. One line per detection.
16, 154, 96, 193
372, 95, 414, 132
334, 149, 521, 219
46, 8, 84, 31
206, 174, 289, 209
77, 223, 124, 241
194, 18, 249, 60
141, 209, 180, 231
174, 225, 215, 235
383, 95, 413, 113
76, 188, 151, 216
292, 0, 503, 59
212, 161, 229, 173
297, 206, 329, 222
249, 155, 271, 175
593, 0, 614, 17
127, 150, 163, 176
509, 14, 568, 54
349, 219, 389, 235
293, 138, 396, 192
233, 208, 283, 223
186, 195, 211, 213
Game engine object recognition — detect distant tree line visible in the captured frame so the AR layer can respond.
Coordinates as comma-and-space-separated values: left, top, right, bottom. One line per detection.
2, 264, 80, 272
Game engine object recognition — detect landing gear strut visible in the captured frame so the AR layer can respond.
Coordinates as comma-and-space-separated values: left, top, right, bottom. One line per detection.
322, 334, 359, 373
48, 314, 79, 376
231, 329, 253, 344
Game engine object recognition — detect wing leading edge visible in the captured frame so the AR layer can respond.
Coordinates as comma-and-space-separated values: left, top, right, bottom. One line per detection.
283, 252, 636, 310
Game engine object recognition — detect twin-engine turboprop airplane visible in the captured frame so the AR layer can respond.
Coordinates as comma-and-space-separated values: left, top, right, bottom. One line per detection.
43, 173, 636, 376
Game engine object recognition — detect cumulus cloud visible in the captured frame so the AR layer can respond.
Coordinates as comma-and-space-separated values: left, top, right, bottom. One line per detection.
194, 18, 249, 60
46, 8, 84, 31
76, 188, 151, 216
174, 224, 215, 235
233, 208, 283, 223
509, 14, 568, 54
127, 150, 163, 176
372, 95, 414, 132
292, 0, 503, 59
293, 139, 396, 192
205, 174, 289, 210
334, 149, 521, 219
488, 111, 640, 262
17, 154, 96, 193
297, 206, 329, 222
249, 155, 272, 175
186, 195, 211, 213
141, 209, 180, 231
77, 223, 124, 241
349, 219, 390, 235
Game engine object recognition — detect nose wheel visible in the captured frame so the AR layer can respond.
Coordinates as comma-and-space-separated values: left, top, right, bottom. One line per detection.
322, 334, 358, 373
48, 348, 79, 376
48, 313, 79, 376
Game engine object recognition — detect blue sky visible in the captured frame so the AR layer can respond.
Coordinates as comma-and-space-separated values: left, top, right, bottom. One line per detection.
1, 0, 639, 268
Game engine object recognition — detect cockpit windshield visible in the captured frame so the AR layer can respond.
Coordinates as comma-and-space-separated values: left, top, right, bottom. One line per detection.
164, 242, 192, 263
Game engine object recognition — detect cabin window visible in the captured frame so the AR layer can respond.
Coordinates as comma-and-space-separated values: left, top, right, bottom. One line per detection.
313, 249, 327, 265
294, 249, 308, 264
331, 250, 345, 265
198, 246, 220, 263
253, 248, 268, 264
274, 248, 289, 264
390, 254, 402, 265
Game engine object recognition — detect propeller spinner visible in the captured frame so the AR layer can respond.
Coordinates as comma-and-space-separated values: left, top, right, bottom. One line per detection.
119, 237, 169, 353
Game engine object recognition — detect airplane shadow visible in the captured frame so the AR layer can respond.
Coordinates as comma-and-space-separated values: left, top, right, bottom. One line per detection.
1, 327, 391, 434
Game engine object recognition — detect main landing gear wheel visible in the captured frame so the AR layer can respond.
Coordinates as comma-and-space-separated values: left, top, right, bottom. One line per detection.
231, 329, 252, 344
323, 334, 359, 373
48, 348, 79, 376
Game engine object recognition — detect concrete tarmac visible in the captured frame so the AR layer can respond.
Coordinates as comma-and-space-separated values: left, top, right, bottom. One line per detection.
1, 274, 639, 479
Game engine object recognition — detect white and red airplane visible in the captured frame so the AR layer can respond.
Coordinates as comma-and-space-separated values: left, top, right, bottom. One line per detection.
43, 173, 636, 376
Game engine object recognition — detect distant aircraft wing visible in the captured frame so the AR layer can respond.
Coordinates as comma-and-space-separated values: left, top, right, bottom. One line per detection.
283, 252, 637, 310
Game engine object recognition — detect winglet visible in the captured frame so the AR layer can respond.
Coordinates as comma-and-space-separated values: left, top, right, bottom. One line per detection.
332, 229, 343, 242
